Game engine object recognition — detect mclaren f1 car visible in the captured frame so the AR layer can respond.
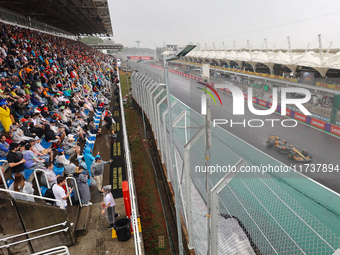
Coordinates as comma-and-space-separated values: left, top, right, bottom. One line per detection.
266, 136, 312, 162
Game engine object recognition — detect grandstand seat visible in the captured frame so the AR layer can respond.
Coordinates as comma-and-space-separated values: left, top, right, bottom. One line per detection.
24, 169, 34, 180
53, 165, 64, 176
41, 138, 52, 149
6, 179, 13, 187
40, 186, 48, 196
0, 158, 7, 166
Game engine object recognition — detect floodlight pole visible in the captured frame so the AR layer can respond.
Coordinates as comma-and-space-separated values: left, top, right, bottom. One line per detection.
202, 64, 212, 255
164, 56, 184, 255
163, 45, 196, 255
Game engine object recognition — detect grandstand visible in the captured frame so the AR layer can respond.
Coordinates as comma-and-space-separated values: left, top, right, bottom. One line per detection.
181, 37, 340, 88
0, 2, 142, 255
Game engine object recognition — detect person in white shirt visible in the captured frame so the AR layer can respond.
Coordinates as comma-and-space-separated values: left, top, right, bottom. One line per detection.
101, 185, 116, 229
52, 176, 73, 209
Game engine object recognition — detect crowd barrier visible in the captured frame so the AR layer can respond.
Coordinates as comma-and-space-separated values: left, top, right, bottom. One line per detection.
150, 64, 340, 138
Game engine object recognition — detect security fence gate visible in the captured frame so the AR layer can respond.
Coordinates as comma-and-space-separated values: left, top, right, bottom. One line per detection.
129, 61, 340, 255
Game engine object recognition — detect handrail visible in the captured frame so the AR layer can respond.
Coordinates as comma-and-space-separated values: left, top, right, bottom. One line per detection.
0, 159, 8, 189
34, 169, 50, 197
0, 221, 67, 242
65, 177, 83, 207
0, 227, 69, 249
0, 188, 65, 209
32, 246, 70, 255
117, 67, 143, 254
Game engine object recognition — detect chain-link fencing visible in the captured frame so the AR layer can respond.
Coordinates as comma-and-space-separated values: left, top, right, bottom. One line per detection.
128, 61, 340, 255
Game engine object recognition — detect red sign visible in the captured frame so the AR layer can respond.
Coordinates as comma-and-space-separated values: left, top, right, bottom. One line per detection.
286, 109, 291, 117
294, 112, 307, 122
330, 125, 340, 136
252, 97, 257, 103
127, 56, 140, 60
140, 56, 153, 60
310, 118, 326, 129
127, 56, 153, 60
244, 93, 248, 100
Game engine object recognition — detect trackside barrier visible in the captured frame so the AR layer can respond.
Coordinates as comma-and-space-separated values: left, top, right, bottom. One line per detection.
151, 64, 340, 138
129, 62, 340, 255
116, 68, 143, 254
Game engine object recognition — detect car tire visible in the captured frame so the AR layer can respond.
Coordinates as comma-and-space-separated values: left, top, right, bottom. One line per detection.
266, 141, 273, 148
288, 152, 293, 160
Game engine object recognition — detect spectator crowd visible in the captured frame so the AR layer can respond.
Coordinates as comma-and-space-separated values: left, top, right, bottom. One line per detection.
0, 22, 120, 210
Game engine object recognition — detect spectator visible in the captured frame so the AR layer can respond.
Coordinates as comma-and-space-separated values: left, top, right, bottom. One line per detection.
91, 157, 112, 193
63, 136, 81, 158
9, 172, 34, 202
4, 131, 13, 144
103, 111, 115, 137
83, 147, 96, 171
73, 166, 92, 206
32, 137, 53, 162
0, 100, 12, 131
44, 123, 60, 144
22, 143, 44, 170
101, 185, 116, 229
7, 143, 25, 175
52, 176, 73, 209
44, 162, 59, 187
55, 148, 76, 175
0, 134, 10, 157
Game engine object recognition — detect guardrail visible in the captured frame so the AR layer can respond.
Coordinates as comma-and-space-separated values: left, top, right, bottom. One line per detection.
34, 169, 50, 197
32, 246, 70, 255
117, 68, 143, 255
65, 176, 83, 207
0, 221, 68, 249
0, 159, 8, 189
0, 188, 65, 209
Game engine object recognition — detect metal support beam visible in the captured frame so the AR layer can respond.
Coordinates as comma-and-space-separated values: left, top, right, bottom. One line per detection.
210, 158, 247, 255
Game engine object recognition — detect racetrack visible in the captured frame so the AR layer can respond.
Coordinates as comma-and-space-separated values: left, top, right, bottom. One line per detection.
168, 73, 340, 194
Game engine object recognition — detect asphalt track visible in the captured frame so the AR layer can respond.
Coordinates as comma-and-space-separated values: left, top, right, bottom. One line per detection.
168, 73, 340, 194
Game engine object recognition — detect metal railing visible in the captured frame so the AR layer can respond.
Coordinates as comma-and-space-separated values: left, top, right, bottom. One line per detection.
32, 246, 70, 255
0, 188, 65, 209
0, 159, 8, 189
34, 169, 50, 197
117, 68, 143, 255
65, 177, 83, 207
0, 221, 68, 249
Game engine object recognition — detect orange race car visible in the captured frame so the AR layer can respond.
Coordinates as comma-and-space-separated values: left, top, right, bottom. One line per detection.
266, 136, 312, 162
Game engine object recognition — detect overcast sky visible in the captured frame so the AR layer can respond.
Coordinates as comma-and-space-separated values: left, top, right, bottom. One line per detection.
108, 0, 340, 50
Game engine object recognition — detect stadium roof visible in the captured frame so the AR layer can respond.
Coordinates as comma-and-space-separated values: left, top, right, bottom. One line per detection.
0, 0, 112, 35
186, 49, 340, 76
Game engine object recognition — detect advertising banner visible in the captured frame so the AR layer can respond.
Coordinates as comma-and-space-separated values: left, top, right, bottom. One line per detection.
310, 118, 326, 129
294, 112, 307, 123
330, 125, 340, 136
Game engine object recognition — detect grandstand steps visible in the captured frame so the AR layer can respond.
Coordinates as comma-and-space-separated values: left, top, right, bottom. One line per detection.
75, 205, 91, 236
0, 194, 76, 253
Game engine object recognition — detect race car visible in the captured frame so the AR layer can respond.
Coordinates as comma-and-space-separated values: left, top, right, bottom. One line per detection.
266, 136, 312, 162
